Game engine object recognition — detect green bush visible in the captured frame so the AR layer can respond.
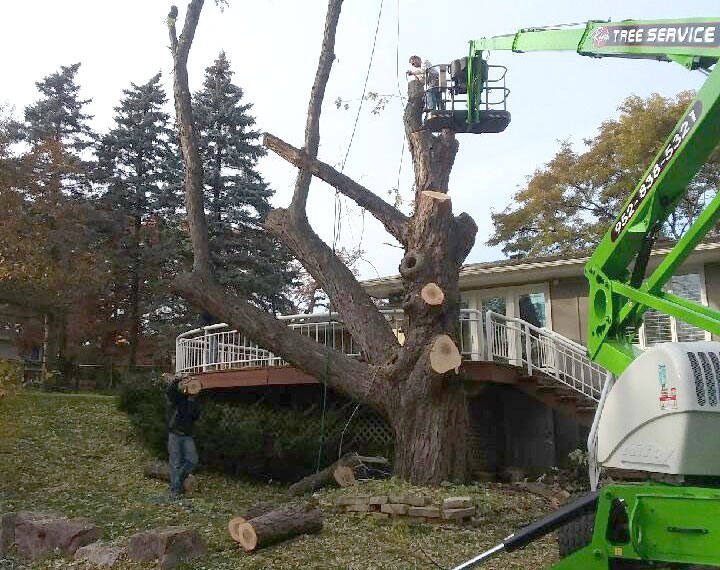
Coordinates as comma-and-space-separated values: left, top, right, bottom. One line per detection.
117, 375, 388, 481
0, 358, 22, 401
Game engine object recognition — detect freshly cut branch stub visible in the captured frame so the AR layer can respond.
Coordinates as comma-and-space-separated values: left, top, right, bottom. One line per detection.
234, 504, 323, 551
227, 517, 246, 542
429, 335, 462, 374
288, 452, 387, 495
333, 465, 355, 487
420, 283, 445, 306
421, 190, 451, 201
228, 502, 279, 542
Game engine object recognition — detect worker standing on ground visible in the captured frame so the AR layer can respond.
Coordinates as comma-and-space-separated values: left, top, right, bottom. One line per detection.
407, 55, 440, 111
166, 374, 200, 497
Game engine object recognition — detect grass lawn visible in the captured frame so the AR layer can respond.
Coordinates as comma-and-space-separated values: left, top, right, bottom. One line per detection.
0, 392, 559, 569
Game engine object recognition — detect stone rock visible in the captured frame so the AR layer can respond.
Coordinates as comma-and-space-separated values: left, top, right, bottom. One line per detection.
127, 527, 206, 569
333, 495, 371, 506
441, 507, 475, 520
345, 504, 370, 513
15, 512, 99, 558
368, 495, 388, 505
380, 503, 408, 515
75, 543, 125, 566
1, 513, 16, 554
404, 494, 429, 507
441, 496, 473, 510
408, 506, 441, 518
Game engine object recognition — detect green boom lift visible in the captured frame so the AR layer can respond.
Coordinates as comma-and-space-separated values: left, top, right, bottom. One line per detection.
435, 17, 720, 570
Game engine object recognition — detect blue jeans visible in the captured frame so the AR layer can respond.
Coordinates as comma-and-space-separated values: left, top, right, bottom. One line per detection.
168, 433, 198, 494
424, 87, 440, 111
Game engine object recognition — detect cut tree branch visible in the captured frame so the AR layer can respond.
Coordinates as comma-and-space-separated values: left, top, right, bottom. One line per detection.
264, 133, 408, 244
168, 0, 210, 276
290, 0, 342, 214
264, 208, 399, 365
174, 272, 384, 406
454, 212, 478, 264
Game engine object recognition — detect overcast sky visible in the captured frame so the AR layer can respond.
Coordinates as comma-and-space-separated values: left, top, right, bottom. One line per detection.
1, 1, 717, 279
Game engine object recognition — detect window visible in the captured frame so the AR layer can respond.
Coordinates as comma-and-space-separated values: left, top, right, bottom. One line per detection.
641, 272, 708, 347
518, 292, 547, 328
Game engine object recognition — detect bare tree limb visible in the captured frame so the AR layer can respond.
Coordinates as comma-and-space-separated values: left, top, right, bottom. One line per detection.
174, 272, 385, 406
289, 0, 343, 215
264, 133, 408, 244
264, 208, 399, 365
454, 212, 478, 263
168, 1, 211, 276
262, 0, 398, 365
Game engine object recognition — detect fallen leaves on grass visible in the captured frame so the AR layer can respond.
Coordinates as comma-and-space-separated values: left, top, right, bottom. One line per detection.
0, 392, 559, 570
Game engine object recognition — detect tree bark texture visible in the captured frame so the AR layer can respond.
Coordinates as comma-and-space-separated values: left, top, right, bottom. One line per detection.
235, 504, 323, 551
170, 1, 478, 484
168, 0, 211, 276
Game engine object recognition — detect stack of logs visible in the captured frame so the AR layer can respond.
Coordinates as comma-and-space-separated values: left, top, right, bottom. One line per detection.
333, 493, 475, 524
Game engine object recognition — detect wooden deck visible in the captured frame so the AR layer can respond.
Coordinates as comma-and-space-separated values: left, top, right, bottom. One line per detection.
188, 361, 597, 426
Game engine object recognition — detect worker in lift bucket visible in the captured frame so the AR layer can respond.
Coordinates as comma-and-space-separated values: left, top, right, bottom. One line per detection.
407, 55, 440, 111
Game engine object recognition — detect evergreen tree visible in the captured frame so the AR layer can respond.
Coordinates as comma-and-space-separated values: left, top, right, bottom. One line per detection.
194, 52, 295, 312
97, 73, 182, 367
24, 62, 95, 196
15, 64, 103, 382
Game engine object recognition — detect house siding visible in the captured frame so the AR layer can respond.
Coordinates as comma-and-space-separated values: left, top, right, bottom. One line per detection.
549, 277, 588, 346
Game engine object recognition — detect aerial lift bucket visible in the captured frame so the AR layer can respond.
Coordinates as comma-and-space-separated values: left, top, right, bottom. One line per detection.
422, 55, 511, 134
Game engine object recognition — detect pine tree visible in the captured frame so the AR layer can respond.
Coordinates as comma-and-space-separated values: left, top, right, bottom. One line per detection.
194, 52, 295, 312
18, 63, 103, 382
97, 73, 182, 367
24, 62, 95, 196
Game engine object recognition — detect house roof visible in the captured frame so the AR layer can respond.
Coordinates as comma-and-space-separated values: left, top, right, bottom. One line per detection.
362, 240, 720, 298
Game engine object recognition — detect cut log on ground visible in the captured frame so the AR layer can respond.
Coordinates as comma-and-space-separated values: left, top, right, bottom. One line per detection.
288, 453, 387, 496
227, 502, 279, 542
234, 504, 323, 552
333, 465, 355, 487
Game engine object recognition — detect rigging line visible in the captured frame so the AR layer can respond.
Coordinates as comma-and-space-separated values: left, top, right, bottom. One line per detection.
340, 0, 385, 173
395, 0, 404, 101
338, 403, 361, 458
317, 184, 343, 473
394, 0, 405, 205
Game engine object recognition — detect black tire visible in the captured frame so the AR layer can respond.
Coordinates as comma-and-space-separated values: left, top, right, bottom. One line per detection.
557, 510, 595, 558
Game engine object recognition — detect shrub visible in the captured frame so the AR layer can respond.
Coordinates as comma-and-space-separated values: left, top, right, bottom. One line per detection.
0, 358, 22, 401
117, 375, 392, 482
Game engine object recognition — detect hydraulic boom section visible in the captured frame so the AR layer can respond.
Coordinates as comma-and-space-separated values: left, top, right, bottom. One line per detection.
448, 17, 720, 570
469, 18, 720, 374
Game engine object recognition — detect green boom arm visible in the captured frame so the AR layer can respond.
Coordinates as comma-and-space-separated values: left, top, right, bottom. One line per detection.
470, 18, 720, 374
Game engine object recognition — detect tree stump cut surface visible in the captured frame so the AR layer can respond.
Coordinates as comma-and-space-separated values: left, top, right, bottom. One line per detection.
235, 505, 323, 551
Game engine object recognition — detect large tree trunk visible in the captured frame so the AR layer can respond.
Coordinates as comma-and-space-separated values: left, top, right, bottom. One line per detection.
168, 0, 477, 484
383, 79, 471, 482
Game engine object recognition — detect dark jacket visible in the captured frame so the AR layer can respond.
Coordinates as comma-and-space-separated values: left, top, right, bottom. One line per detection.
167, 379, 200, 435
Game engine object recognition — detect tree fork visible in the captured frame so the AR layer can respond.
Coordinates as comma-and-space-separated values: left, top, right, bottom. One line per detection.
264, 208, 398, 365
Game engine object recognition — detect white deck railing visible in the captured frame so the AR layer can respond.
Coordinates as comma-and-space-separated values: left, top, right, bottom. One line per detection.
176, 309, 604, 402
485, 311, 605, 401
